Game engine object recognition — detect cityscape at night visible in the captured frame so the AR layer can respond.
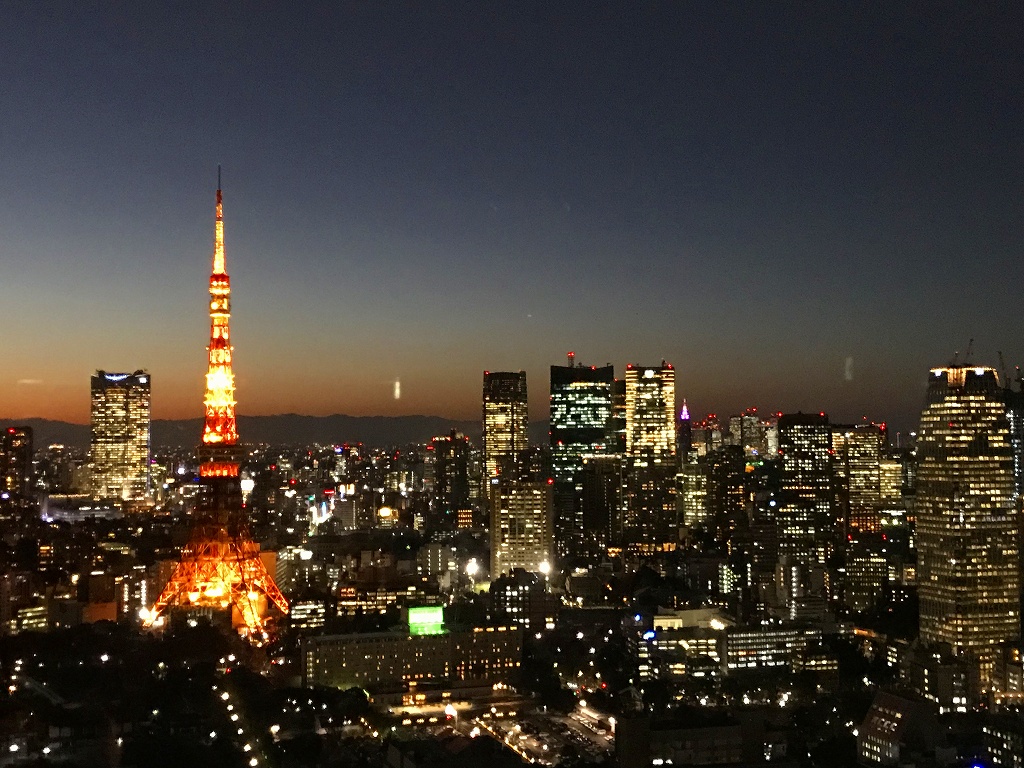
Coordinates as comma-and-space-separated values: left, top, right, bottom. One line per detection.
2, 4, 1024, 768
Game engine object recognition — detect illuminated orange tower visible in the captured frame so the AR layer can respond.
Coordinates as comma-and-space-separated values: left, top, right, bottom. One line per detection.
144, 173, 288, 639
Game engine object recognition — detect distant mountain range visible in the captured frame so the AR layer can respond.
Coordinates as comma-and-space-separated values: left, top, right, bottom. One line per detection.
2, 415, 550, 450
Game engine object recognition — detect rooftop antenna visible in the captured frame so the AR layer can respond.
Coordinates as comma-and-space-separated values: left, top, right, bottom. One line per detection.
567, 351, 575, 368
965, 338, 974, 363
999, 351, 1009, 387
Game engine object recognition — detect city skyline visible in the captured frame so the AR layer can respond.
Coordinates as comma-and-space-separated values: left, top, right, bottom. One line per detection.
3, 4, 1024, 433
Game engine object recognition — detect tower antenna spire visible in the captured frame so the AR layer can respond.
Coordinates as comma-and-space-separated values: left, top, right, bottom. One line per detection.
217, 164, 221, 192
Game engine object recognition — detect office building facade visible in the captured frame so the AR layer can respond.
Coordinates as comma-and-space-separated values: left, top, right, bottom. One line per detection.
621, 363, 678, 551
482, 371, 529, 481
302, 624, 523, 693
777, 413, 834, 567
2, 426, 33, 500
90, 370, 151, 501
550, 358, 614, 558
489, 480, 554, 577
430, 429, 472, 528
833, 423, 884, 534
624, 363, 676, 459
916, 366, 1020, 682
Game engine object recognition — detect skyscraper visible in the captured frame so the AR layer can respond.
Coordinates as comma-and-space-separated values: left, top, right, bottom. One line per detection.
482, 371, 529, 481
579, 454, 624, 554
833, 423, 884, 534
777, 413, 834, 568
550, 356, 614, 559
146, 176, 287, 639
623, 363, 677, 551
705, 445, 746, 543
624, 363, 676, 459
430, 429, 471, 527
916, 366, 1020, 682
1, 426, 33, 500
490, 480, 554, 578
90, 370, 151, 501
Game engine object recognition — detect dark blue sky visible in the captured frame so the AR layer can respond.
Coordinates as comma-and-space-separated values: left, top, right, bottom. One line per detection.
2, 3, 1022, 433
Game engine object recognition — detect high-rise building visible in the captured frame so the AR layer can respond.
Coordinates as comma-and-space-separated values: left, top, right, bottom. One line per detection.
624, 363, 676, 459
490, 480, 554, 578
550, 356, 614, 559
678, 459, 707, 530
90, 370, 151, 501
879, 456, 903, 507
777, 413, 834, 568
916, 365, 1020, 682
833, 424, 884, 534
580, 453, 625, 556
728, 409, 765, 457
1, 426, 33, 499
705, 445, 746, 544
623, 363, 677, 551
430, 430, 471, 527
482, 371, 529, 481
145, 175, 288, 638
609, 379, 627, 454
843, 534, 892, 613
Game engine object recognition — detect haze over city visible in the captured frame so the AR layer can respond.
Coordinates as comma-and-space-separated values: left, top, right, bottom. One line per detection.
2, 3, 1023, 433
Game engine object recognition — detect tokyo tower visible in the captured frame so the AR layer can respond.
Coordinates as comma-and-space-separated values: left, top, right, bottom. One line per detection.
143, 173, 288, 640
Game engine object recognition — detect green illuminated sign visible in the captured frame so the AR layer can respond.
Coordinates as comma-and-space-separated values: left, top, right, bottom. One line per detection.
408, 606, 444, 635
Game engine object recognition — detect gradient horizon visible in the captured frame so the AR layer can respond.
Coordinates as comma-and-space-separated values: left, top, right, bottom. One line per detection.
2, 5, 1022, 436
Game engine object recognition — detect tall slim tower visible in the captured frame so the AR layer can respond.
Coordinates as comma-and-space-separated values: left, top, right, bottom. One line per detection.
431, 429, 472, 526
482, 371, 529, 481
145, 177, 288, 639
916, 366, 1020, 682
2, 426, 34, 500
833, 423, 884, 534
550, 356, 614, 558
777, 412, 834, 566
90, 370, 151, 501
622, 362, 677, 551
